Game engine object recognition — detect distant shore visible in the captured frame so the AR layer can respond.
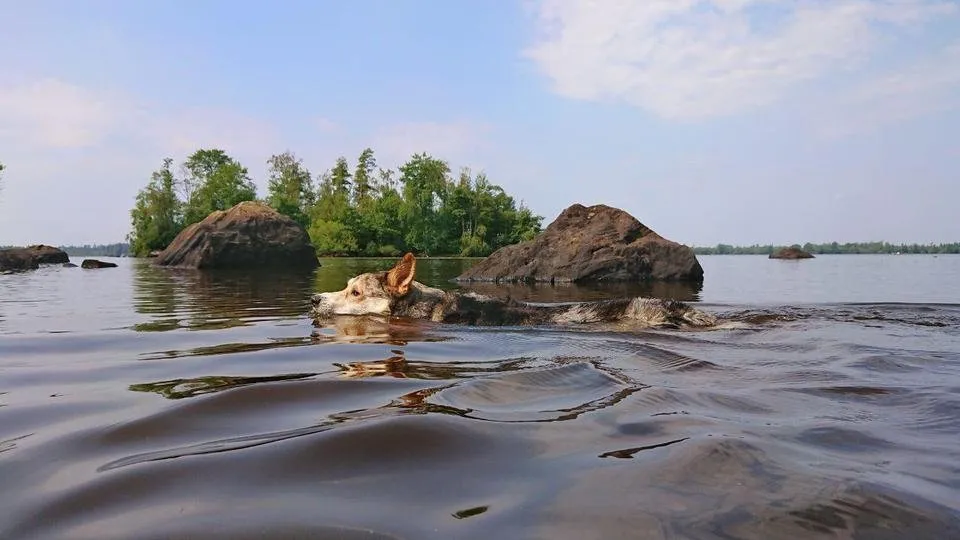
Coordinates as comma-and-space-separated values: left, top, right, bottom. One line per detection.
3, 241, 958, 259
692, 242, 959, 255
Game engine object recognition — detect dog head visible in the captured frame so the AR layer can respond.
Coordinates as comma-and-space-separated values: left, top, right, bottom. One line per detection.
311, 253, 417, 317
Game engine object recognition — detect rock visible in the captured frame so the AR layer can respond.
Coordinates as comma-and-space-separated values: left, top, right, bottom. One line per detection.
456, 203, 704, 283
81, 259, 118, 269
0, 248, 40, 272
63, 263, 78, 268
769, 246, 814, 260
154, 201, 319, 270
25, 245, 70, 264
0, 244, 69, 272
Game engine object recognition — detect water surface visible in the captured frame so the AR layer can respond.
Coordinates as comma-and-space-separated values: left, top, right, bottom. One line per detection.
1, 255, 959, 539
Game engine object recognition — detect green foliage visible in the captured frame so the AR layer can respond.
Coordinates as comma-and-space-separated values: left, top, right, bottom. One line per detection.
181, 149, 257, 224
353, 148, 376, 208
308, 219, 358, 256
399, 153, 451, 255
266, 151, 315, 228
128, 158, 184, 256
330, 156, 352, 195
693, 242, 960, 255
304, 149, 543, 256
128, 146, 542, 257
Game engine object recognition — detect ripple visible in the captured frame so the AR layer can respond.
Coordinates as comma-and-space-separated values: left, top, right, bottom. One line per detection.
4, 259, 960, 539
426, 361, 640, 422
794, 426, 894, 454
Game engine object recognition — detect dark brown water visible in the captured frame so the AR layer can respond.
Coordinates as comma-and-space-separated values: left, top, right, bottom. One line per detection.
2, 255, 959, 539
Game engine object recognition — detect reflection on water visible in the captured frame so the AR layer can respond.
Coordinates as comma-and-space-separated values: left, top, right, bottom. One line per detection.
1, 256, 960, 539
132, 263, 317, 332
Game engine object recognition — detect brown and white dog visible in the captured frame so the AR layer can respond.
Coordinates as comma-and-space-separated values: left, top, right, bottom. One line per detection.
310, 253, 717, 329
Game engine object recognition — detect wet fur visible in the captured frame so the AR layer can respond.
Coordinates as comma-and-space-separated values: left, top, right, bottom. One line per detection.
311, 253, 717, 329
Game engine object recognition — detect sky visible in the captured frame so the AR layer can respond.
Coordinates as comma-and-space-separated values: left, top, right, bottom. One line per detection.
1, 0, 958, 247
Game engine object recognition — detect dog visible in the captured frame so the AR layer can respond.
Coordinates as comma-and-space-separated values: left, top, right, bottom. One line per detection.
310, 253, 717, 329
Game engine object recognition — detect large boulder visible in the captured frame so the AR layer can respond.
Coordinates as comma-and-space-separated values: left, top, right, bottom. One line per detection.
154, 201, 319, 270
0, 245, 70, 272
456, 203, 704, 283
0, 248, 39, 272
769, 246, 814, 260
26, 245, 70, 264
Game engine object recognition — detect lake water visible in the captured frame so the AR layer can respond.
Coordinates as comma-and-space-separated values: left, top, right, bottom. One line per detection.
1, 254, 959, 539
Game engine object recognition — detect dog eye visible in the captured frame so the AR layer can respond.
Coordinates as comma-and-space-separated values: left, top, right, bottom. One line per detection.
351, 289, 361, 297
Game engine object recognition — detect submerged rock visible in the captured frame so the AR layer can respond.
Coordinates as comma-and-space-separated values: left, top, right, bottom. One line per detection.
769, 246, 815, 260
81, 259, 118, 269
456, 203, 704, 283
154, 201, 319, 270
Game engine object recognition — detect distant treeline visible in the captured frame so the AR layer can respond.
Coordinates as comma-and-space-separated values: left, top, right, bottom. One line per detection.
128, 148, 542, 258
60, 243, 131, 257
0, 243, 131, 256
693, 242, 960, 255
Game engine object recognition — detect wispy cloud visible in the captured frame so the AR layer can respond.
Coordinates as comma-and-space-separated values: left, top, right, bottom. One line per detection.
524, 0, 959, 121
808, 40, 960, 138
0, 78, 119, 148
0, 76, 286, 243
313, 117, 339, 134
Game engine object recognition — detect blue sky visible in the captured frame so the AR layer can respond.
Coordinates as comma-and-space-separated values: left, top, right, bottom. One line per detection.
1, 0, 958, 247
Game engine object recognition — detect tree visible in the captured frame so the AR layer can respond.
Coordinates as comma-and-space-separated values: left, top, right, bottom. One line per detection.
266, 151, 314, 228
330, 156, 352, 196
128, 158, 183, 256
181, 149, 256, 224
399, 153, 451, 255
308, 163, 358, 255
353, 148, 377, 207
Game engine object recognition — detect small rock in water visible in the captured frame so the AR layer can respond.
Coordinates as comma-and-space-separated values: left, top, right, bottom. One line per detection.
81, 259, 118, 269
769, 246, 815, 260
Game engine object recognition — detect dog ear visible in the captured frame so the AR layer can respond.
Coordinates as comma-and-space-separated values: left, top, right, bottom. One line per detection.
386, 252, 416, 296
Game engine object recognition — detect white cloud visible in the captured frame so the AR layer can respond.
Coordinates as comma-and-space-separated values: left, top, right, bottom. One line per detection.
814, 40, 960, 137
524, 0, 958, 120
0, 78, 118, 148
0, 77, 286, 244
0, 75, 501, 244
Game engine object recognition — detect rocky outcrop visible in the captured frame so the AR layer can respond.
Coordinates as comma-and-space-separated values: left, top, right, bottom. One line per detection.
769, 246, 814, 260
26, 245, 69, 264
0, 245, 70, 272
0, 248, 40, 272
81, 259, 118, 269
456, 203, 704, 283
154, 201, 319, 270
